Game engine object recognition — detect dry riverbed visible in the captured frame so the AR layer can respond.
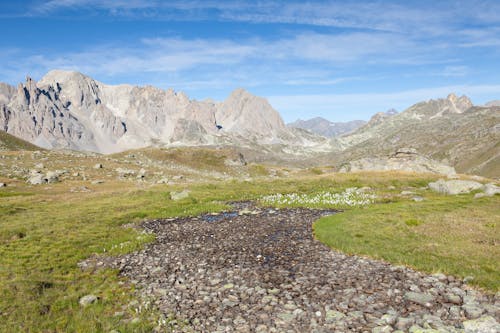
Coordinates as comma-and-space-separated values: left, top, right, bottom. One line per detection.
86, 202, 499, 332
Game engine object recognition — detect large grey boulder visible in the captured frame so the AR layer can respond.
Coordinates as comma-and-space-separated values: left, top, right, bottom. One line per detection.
483, 183, 500, 196
45, 171, 59, 183
170, 190, 190, 201
428, 179, 483, 195
28, 172, 46, 185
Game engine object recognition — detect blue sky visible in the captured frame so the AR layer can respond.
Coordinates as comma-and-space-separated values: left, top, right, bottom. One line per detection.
1, 0, 499, 122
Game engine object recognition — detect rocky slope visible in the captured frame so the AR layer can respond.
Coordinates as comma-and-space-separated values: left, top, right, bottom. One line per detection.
0, 70, 324, 153
329, 94, 500, 177
288, 117, 366, 137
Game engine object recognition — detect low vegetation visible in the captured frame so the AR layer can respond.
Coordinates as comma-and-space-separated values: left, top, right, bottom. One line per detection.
314, 192, 500, 291
0, 151, 498, 331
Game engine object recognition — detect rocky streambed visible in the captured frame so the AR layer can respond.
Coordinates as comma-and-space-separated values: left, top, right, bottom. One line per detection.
102, 202, 499, 332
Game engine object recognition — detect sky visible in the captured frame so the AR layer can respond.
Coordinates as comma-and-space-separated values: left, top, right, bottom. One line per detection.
1, 1, 499, 122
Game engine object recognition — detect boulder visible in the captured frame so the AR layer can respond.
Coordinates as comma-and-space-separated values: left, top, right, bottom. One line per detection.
45, 171, 59, 183
428, 179, 483, 195
463, 316, 500, 333
116, 168, 135, 177
483, 183, 500, 196
93, 163, 103, 169
170, 190, 190, 201
157, 178, 169, 184
28, 173, 46, 185
79, 294, 99, 307
0, 182, 6, 187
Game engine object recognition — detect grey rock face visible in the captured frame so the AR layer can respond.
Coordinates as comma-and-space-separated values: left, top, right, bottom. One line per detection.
340, 149, 456, 175
428, 179, 484, 195
1, 71, 311, 153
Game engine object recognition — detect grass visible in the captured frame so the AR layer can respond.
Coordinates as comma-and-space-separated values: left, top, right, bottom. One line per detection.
0, 166, 498, 331
314, 193, 500, 291
0, 130, 42, 151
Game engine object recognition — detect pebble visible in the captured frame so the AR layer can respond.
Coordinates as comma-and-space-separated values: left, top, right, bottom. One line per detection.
102, 202, 499, 332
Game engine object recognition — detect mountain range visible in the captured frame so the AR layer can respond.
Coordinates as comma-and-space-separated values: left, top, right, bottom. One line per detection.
1, 70, 499, 177
288, 117, 367, 137
0, 70, 323, 154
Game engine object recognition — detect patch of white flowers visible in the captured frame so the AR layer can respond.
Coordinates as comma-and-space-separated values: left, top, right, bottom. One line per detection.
260, 187, 376, 207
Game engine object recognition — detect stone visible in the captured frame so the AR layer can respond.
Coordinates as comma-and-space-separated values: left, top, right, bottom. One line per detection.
372, 325, 394, 333
463, 316, 500, 333
404, 292, 435, 306
157, 178, 169, 184
396, 317, 415, 330
444, 293, 462, 305
412, 196, 424, 202
325, 310, 346, 323
79, 294, 98, 307
116, 168, 135, 177
0, 182, 6, 187
428, 179, 483, 195
170, 190, 190, 201
137, 168, 147, 179
45, 171, 59, 183
463, 304, 484, 319
93, 163, 103, 169
91, 180, 104, 184
482, 183, 500, 196
28, 173, 46, 185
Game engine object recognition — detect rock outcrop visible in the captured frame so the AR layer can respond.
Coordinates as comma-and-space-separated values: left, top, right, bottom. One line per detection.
339, 148, 456, 175
330, 94, 500, 177
0, 70, 319, 153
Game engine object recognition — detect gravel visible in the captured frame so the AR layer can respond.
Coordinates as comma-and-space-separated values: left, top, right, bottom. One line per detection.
101, 202, 499, 332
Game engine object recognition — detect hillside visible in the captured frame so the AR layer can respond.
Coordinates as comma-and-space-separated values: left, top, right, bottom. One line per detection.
329, 94, 500, 177
0, 130, 41, 151
288, 117, 366, 137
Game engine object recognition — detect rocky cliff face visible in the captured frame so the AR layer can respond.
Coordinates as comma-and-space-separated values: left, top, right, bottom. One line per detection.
0, 70, 314, 153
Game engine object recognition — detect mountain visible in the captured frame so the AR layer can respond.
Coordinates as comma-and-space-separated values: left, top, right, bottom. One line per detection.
485, 100, 500, 107
330, 94, 500, 177
0, 70, 323, 153
288, 117, 366, 137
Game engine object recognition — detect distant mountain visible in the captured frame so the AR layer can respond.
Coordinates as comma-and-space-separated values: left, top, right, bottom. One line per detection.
0, 70, 325, 153
330, 94, 500, 177
288, 117, 366, 137
485, 100, 500, 107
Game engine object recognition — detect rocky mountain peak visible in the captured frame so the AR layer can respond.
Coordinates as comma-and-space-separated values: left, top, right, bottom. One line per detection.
446, 93, 472, 113
0, 71, 307, 153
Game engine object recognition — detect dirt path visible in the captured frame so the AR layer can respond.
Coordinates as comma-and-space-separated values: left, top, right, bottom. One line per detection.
107, 202, 499, 332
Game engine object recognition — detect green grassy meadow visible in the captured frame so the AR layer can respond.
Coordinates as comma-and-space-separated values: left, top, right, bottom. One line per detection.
0, 168, 498, 332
